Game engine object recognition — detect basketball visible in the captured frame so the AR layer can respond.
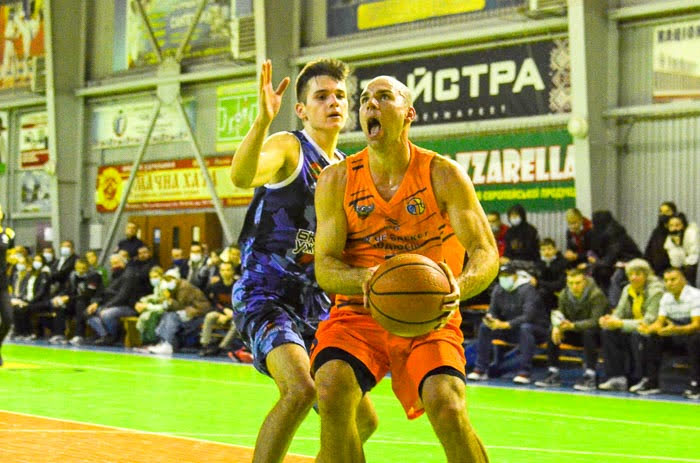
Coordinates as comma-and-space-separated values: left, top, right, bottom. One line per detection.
367, 253, 452, 337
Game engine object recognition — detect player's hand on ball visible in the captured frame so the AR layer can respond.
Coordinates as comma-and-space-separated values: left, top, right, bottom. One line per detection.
435, 262, 459, 329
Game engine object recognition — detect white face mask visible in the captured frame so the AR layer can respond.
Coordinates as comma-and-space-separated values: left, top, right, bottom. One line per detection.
162, 280, 177, 291
43, 252, 54, 262
150, 278, 161, 288
490, 224, 501, 233
499, 275, 516, 291
15, 263, 26, 272
32, 261, 43, 270
190, 253, 202, 263
60, 247, 71, 257
540, 253, 555, 263
509, 216, 522, 226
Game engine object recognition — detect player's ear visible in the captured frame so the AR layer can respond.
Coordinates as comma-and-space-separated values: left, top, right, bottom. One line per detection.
405, 106, 416, 123
295, 102, 307, 121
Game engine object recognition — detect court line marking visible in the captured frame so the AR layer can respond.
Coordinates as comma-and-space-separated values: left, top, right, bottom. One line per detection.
0, 409, 315, 460
9, 354, 699, 432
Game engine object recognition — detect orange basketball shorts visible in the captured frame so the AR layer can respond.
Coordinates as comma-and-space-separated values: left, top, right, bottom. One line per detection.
310, 308, 465, 419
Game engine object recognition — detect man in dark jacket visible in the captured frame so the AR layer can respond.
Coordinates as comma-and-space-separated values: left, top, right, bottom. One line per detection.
503, 203, 540, 263
535, 268, 609, 391
534, 238, 568, 312
644, 201, 676, 276
588, 210, 642, 303
467, 262, 549, 384
116, 222, 145, 259
86, 254, 144, 345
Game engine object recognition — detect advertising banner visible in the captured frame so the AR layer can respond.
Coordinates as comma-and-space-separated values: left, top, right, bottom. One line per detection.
113, 0, 237, 71
0, 0, 45, 90
90, 99, 196, 149
341, 130, 575, 212
348, 39, 570, 129
19, 111, 49, 169
327, 0, 519, 37
653, 19, 700, 101
216, 80, 257, 152
95, 156, 253, 212
18, 168, 51, 213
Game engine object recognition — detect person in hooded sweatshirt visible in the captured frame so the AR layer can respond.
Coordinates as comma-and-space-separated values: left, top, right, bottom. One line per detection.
644, 201, 677, 277
467, 262, 549, 385
502, 203, 540, 264
588, 210, 642, 305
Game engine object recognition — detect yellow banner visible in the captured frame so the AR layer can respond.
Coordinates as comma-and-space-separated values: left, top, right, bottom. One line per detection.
357, 0, 485, 30
96, 157, 253, 212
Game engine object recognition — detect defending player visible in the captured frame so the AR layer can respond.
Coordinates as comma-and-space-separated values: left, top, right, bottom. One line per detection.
0, 204, 15, 367
311, 76, 499, 462
230, 59, 376, 462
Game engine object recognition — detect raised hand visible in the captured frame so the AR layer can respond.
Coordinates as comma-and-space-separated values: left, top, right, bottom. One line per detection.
257, 59, 291, 126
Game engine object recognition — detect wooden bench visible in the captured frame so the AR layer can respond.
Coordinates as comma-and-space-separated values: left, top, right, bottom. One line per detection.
492, 338, 584, 364
121, 316, 142, 348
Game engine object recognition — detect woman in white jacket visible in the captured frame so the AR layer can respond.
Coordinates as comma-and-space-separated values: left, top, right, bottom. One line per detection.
664, 214, 699, 285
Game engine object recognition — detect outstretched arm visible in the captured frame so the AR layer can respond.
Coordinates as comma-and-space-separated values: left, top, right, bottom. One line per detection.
432, 156, 499, 300
314, 163, 372, 295
230, 59, 295, 188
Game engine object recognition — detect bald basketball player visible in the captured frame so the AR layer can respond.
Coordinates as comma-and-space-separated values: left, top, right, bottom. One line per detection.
311, 76, 499, 462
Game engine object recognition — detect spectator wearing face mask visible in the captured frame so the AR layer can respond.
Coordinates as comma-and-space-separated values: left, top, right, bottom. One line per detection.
42, 246, 57, 274
11, 254, 51, 340
52, 240, 78, 295
186, 242, 206, 289
52, 258, 103, 346
664, 213, 699, 285
502, 203, 540, 264
486, 211, 509, 257
169, 247, 188, 279
644, 201, 677, 277
533, 238, 568, 313
467, 262, 549, 384
134, 266, 167, 345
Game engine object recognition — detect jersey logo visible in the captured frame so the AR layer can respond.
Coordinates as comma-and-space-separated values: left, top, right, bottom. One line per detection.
354, 203, 375, 219
293, 229, 315, 255
406, 197, 425, 215
309, 162, 323, 180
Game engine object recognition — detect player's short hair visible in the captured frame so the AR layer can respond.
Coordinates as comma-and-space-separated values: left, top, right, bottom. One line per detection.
295, 58, 349, 103
540, 238, 556, 248
566, 268, 586, 278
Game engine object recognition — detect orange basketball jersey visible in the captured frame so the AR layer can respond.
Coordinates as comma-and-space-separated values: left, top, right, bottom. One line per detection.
335, 143, 465, 312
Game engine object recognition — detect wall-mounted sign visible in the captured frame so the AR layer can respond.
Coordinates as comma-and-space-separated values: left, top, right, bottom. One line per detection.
349, 39, 571, 128
19, 111, 49, 169
216, 80, 257, 152
327, 0, 519, 37
96, 156, 253, 212
341, 130, 575, 212
653, 19, 700, 101
113, 0, 241, 71
0, 1, 45, 90
90, 99, 196, 149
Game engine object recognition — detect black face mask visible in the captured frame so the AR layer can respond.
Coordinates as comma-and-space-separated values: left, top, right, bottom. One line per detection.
669, 230, 683, 237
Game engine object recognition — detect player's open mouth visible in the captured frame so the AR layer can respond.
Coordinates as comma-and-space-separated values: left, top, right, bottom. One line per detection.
367, 117, 381, 137
328, 112, 342, 120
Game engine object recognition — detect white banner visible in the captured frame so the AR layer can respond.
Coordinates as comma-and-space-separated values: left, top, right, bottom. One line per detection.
653, 20, 700, 101
90, 100, 196, 149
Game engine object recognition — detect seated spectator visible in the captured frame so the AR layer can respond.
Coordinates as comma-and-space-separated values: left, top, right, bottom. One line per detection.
147, 273, 212, 355
588, 210, 642, 305
535, 268, 609, 391
197, 249, 222, 288
9, 253, 29, 301
467, 262, 549, 384
85, 249, 109, 286
85, 254, 143, 346
664, 214, 698, 285
597, 258, 664, 392
199, 261, 238, 356
633, 267, 700, 398
563, 208, 592, 269
487, 211, 509, 257
533, 238, 567, 312
502, 203, 540, 264
51, 258, 104, 346
134, 266, 166, 345
644, 201, 677, 277
185, 242, 206, 289
169, 247, 187, 279
116, 221, 145, 259
11, 255, 51, 340
52, 240, 78, 295
42, 246, 57, 274
131, 245, 156, 296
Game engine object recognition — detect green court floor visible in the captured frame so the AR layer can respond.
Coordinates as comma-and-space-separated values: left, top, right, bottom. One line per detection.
1, 343, 698, 462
